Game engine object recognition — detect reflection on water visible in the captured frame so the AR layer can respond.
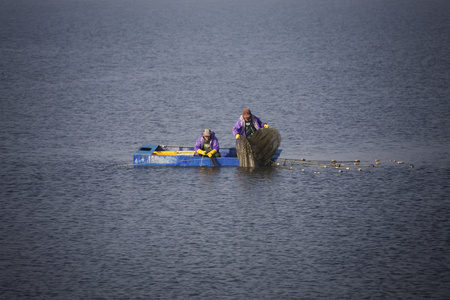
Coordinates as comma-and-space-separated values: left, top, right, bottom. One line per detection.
195, 166, 223, 187
236, 166, 278, 177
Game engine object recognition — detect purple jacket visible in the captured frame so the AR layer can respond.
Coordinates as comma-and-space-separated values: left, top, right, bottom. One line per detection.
232, 115, 266, 137
194, 131, 220, 152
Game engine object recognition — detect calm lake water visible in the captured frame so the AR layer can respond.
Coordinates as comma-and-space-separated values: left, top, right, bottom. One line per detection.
1, 0, 449, 299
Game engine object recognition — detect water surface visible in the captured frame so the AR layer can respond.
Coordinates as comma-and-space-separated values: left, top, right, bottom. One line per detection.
1, 0, 449, 299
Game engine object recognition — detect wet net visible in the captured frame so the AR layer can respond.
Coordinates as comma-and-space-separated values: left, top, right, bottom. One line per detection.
236, 128, 281, 167
236, 136, 255, 168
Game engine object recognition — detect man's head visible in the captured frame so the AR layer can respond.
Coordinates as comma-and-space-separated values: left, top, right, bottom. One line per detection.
243, 108, 252, 121
203, 129, 211, 141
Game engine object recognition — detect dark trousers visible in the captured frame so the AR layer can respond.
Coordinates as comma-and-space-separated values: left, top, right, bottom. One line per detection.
194, 152, 220, 157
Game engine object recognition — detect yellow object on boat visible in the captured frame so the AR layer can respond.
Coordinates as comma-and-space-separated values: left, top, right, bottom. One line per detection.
153, 151, 176, 155
153, 151, 195, 156
177, 151, 195, 156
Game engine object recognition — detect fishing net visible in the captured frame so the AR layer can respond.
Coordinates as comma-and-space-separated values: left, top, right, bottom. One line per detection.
236, 136, 256, 168
236, 128, 281, 167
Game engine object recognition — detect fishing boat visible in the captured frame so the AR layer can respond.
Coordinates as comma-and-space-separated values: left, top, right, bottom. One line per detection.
133, 144, 282, 167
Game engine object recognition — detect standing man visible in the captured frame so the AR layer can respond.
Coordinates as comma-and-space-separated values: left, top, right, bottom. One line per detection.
232, 108, 269, 139
194, 129, 220, 157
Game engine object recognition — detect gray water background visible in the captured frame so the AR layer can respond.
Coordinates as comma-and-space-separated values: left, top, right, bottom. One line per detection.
1, 0, 449, 299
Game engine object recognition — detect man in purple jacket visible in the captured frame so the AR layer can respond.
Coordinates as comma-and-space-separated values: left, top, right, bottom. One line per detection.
194, 129, 220, 157
232, 108, 269, 139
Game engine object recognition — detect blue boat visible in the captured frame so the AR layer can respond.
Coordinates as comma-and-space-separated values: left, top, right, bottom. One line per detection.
133, 144, 282, 167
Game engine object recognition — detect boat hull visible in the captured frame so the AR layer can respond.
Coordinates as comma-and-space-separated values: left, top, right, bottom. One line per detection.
133, 144, 281, 167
